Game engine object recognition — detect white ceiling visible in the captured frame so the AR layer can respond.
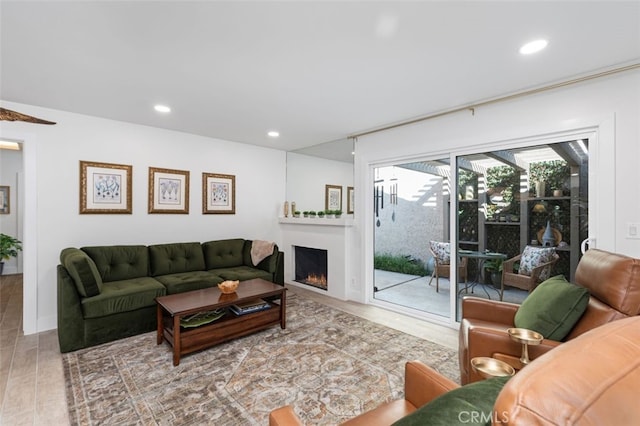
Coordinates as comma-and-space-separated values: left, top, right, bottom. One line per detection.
1, 1, 639, 162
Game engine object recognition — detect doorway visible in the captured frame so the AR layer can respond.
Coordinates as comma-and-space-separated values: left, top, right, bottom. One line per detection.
372, 140, 589, 323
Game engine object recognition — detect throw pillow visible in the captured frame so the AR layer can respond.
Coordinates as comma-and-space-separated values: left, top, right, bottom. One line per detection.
514, 274, 590, 341
392, 375, 510, 426
61, 248, 103, 297
518, 246, 555, 278
429, 241, 451, 265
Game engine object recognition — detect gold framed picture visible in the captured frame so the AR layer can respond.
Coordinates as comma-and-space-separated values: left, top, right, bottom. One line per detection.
347, 186, 354, 214
325, 184, 342, 211
148, 167, 190, 214
202, 172, 235, 214
80, 161, 132, 214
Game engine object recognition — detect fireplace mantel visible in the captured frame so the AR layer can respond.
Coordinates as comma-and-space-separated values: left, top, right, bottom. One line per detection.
279, 217, 354, 300
278, 217, 354, 227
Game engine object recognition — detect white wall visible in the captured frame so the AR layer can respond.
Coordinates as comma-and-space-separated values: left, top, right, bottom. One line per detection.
286, 152, 353, 214
0, 101, 286, 333
0, 148, 23, 274
353, 70, 640, 305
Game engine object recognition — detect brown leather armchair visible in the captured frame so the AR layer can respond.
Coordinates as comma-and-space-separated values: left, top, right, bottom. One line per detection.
270, 316, 640, 425
459, 248, 640, 384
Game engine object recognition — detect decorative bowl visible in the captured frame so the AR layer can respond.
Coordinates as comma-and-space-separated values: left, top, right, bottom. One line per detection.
470, 357, 516, 379
218, 280, 239, 294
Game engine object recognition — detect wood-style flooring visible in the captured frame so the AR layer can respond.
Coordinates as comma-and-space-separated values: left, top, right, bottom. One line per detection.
0, 275, 457, 425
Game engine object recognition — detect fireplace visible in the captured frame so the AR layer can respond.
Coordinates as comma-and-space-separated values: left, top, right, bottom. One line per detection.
294, 246, 328, 290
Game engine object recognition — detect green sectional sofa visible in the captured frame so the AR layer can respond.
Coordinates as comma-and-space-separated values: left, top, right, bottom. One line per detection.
57, 239, 283, 353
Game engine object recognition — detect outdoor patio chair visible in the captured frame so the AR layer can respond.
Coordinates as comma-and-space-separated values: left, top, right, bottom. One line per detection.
501, 245, 559, 299
428, 241, 467, 292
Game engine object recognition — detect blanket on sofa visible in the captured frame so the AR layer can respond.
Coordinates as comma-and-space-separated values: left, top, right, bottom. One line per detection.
251, 240, 275, 266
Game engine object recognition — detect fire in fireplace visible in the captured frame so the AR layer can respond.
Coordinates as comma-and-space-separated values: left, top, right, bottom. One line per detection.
294, 246, 328, 290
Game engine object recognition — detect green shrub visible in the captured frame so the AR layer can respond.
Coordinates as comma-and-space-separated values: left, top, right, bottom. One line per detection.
374, 253, 429, 276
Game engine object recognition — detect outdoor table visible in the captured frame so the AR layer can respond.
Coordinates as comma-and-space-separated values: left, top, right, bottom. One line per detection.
458, 250, 507, 300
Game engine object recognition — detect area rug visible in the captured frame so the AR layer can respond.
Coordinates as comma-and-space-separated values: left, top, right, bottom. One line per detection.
62, 293, 459, 425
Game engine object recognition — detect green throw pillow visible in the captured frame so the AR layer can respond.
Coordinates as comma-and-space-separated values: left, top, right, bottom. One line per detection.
60, 248, 103, 297
514, 274, 589, 341
392, 375, 510, 426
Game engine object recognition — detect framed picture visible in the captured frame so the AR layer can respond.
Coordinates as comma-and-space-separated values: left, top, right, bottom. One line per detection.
202, 172, 235, 214
80, 161, 132, 214
347, 186, 354, 214
325, 184, 342, 211
0, 186, 9, 214
148, 167, 190, 214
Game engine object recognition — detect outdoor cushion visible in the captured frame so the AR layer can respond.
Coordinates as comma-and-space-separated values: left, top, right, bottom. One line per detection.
155, 270, 223, 294
81, 277, 166, 319
392, 375, 510, 426
209, 266, 272, 283
60, 248, 103, 297
203, 239, 246, 269
429, 241, 451, 265
518, 246, 555, 277
514, 274, 590, 341
149, 242, 206, 276
82, 245, 149, 282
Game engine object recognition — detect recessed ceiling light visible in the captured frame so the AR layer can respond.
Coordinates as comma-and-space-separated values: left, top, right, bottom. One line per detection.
519, 39, 548, 55
154, 104, 171, 113
267, 131, 280, 138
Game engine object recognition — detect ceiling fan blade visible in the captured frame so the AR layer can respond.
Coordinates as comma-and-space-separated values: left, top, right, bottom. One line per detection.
0, 107, 56, 125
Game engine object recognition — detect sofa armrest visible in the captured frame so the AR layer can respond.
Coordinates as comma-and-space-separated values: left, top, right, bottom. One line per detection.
57, 264, 85, 353
404, 360, 459, 408
274, 251, 284, 285
461, 296, 519, 324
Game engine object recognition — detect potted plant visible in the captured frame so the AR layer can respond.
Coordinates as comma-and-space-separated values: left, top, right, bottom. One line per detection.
0, 233, 23, 275
303, 211, 309, 218
484, 258, 503, 288
334, 210, 343, 218
317, 211, 325, 218
324, 210, 334, 219
308, 210, 317, 218
293, 210, 301, 218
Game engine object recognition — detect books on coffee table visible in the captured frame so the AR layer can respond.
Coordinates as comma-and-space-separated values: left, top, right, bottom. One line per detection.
230, 299, 271, 315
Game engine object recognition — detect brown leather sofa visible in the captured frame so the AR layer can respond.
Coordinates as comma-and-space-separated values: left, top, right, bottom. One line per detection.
459, 248, 640, 384
270, 316, 640, 425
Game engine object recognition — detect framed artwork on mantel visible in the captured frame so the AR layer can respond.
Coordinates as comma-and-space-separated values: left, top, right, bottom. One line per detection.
202, 172, 235, 214
148, 167, 190, 214
325, 184, 342, 211
0, 186, 9, 214
79, 161, 132, 214
347, 186, 354, 214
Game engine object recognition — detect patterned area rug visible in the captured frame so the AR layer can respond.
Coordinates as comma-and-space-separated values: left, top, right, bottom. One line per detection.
62, 293, 459, 425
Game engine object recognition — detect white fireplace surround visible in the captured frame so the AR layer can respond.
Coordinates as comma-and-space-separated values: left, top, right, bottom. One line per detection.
279, 217, 355, 300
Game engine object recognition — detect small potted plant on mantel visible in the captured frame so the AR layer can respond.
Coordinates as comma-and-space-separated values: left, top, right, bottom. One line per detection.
308, 210, 317, 218
334, 210, 343, 219
317, 211, 325, 218
293, 210, 301, 218
303, 211, 309, 218
0, 233, 23, 275
324, 210, 334, 219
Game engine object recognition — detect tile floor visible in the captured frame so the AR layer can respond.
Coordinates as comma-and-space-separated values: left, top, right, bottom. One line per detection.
0, 274, 458, 425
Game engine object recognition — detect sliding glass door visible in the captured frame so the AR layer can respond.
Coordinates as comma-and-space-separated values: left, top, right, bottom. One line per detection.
370, 139, 589, 325
372, 158, 453, 319
454, 140, 589, 321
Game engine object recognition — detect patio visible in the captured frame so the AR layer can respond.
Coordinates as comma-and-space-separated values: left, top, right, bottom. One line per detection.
374, 269, 528, 320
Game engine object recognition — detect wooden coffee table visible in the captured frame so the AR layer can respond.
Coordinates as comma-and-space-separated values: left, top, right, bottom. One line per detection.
156, 278, 286, 366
